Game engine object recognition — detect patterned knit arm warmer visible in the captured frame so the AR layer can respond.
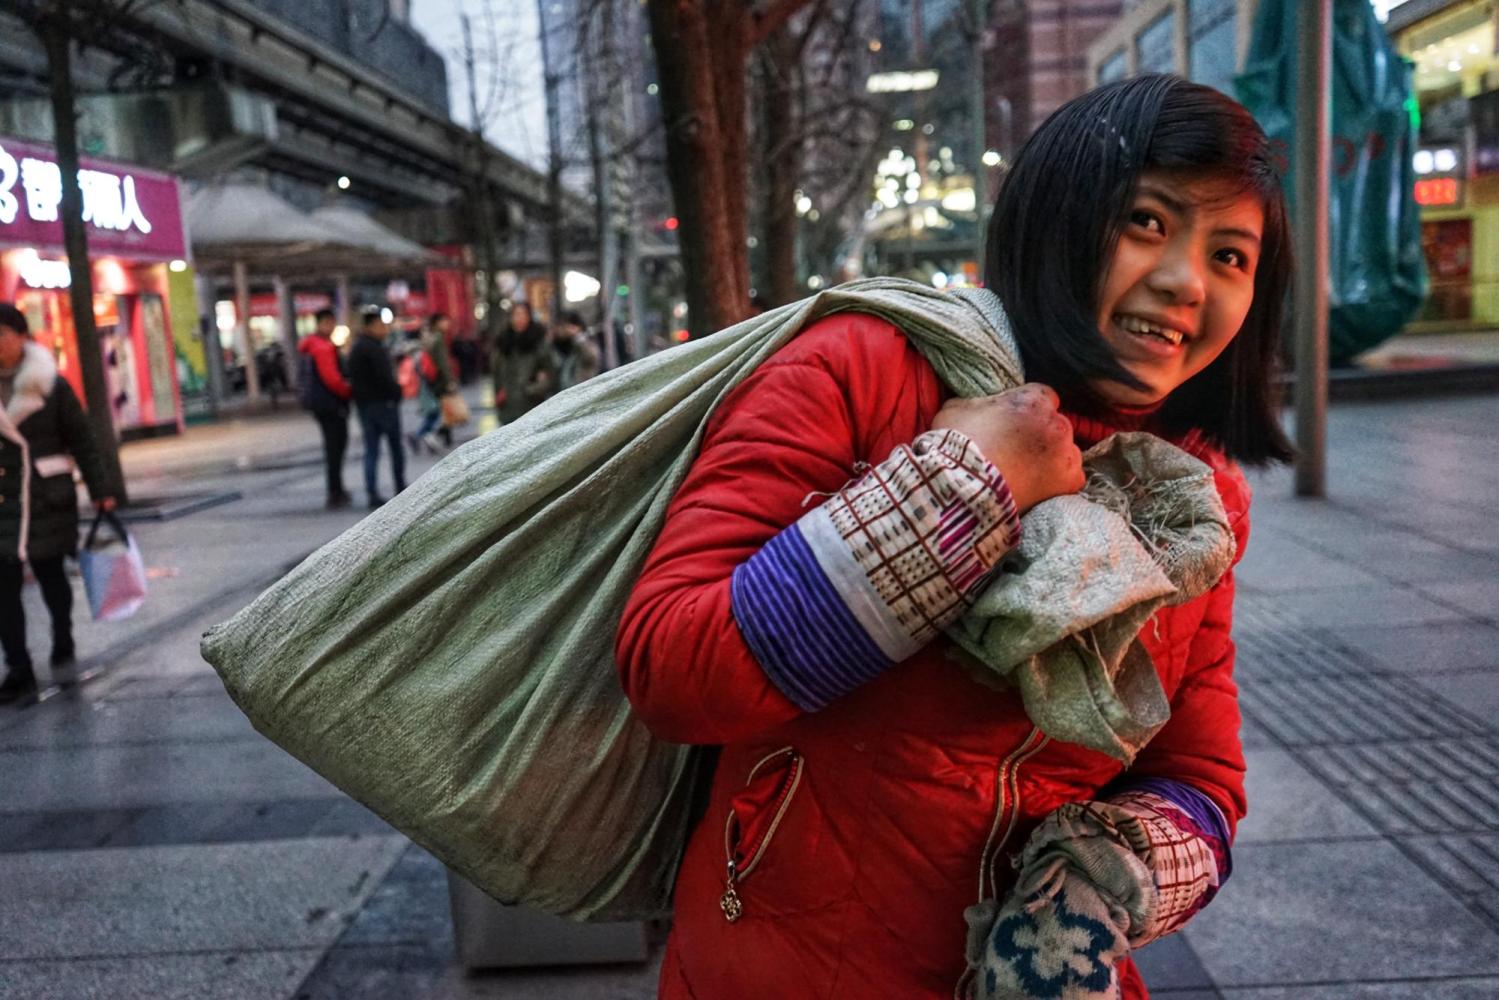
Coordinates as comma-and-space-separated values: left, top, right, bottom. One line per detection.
730, 428, 1023, 712
971, 779, 1232, 1000
1103, 777, 1232, 941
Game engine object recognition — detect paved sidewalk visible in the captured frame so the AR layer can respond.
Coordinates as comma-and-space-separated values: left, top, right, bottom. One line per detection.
0, 393, 1496, 999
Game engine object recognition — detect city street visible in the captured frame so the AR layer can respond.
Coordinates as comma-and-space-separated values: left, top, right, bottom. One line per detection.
2, 391, 1498, 1000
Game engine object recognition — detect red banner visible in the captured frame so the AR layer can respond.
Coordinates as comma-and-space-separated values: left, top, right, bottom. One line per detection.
0, 135, 187, 262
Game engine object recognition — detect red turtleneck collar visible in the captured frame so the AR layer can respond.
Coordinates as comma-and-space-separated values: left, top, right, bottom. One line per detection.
1067, 400, 1163, 449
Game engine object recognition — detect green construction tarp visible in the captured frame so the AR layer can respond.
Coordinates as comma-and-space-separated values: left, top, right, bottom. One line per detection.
1235, 0, 1428, 364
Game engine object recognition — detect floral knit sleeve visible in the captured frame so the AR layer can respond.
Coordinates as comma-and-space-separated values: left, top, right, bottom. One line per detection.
730, 428, 1022, 711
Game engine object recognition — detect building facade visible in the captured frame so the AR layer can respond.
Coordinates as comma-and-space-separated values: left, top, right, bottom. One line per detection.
1386, 0, 1499, 329
0, 0, 572, 410
990, 0, 1127, 149
1085, 0, 1257, 95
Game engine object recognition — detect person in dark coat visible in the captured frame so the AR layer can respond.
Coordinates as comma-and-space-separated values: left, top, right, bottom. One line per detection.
298, 308, 354, 509
489, 303, 555, 424
346, 309, 406, 508
552, 310, 600, 391
0, 302, 114, 704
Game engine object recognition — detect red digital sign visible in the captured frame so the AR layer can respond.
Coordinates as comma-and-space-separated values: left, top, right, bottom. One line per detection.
1414, 178, 1461, 206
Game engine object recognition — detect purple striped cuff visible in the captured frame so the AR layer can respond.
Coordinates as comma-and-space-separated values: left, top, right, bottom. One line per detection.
731, 430, 1022, 712
731, 522, 894, 711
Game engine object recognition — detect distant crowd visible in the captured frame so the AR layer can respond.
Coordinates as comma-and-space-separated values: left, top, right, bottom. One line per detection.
297, 303, 629, 511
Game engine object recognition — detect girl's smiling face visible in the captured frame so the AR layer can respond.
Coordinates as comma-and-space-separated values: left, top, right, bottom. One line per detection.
1093, 170, 1266, 407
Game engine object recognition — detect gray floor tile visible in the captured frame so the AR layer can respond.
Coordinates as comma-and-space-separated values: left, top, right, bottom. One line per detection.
1248, 585, 1467, 629
417, 951, 663, 1000
1408, 670, 1499, 732
336, 845, 453, 948
0, 740, 339, 813
1404, 833, 1499, 902
1132, 934, 1215, 990
0, 836, 404, 961
0, 799, 379, 853
290, 942, 452, 1000
1238, 673, 1490, 747
1416, 579, 1499, 623
1184, 840, 1499, 985
1220, 980, 1499, 999
1322, 621, 1499, 675
82, 672, 229, 702
1235, 750, 1378, 843
0, 694, 259, 750
1234, 539, 1380, 593
0, 950, 320, 1000
1238, 714, 1277, 751
0, 806, 141, 854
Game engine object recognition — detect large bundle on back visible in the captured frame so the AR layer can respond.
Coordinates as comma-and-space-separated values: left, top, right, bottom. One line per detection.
201, 279, 1232, 921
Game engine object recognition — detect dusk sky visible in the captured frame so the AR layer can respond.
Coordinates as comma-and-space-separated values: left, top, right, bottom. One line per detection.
409, 0, 549, 170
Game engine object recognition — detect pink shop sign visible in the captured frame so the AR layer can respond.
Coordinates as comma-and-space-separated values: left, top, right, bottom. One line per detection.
0, 135, 186, 262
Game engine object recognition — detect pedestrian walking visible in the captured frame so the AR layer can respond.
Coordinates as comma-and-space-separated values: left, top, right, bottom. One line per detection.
0, 303, 115, 704
298, 309, 353, 509
410, 312, 457, 453
616, 76, 1290, 999
489, 302, 555, 424
551, 310, 600, 392
347, 309, 406, 509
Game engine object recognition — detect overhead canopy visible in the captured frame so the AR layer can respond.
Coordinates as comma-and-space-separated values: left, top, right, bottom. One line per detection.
186, 183, 438, 278
307, 205, 439, 263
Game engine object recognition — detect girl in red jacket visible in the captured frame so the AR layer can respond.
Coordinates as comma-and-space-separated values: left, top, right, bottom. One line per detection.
618, 75, 1291, 999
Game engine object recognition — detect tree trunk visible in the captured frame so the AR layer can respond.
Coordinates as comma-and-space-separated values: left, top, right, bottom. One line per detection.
759, 27, 802, 307
706, 0, 751, 303
42, 19, 127, 503
647, 0, 747, 338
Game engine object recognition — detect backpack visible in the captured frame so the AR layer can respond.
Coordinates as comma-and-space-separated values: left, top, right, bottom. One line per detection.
297, 349, 345, 415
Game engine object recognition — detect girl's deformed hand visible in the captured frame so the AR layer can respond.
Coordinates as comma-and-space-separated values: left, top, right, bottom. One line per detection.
930, 384, 1085, 514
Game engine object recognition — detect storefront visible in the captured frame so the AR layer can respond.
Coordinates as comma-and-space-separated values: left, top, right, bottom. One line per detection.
1391, 0, 1499, 330
0, 134, 190, 438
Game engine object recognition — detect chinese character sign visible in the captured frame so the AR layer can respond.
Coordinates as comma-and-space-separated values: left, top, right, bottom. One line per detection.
0, 136, 184, 262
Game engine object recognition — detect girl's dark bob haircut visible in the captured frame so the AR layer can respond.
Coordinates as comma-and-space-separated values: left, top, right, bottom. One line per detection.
985, 74, 1294, 466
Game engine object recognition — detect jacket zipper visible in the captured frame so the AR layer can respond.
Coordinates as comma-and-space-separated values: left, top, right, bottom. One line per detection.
956, 727, 1048, 999
720, 746, 804, 923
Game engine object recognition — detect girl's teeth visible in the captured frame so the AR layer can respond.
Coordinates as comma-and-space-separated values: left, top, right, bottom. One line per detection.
1116, 315, 1181, 345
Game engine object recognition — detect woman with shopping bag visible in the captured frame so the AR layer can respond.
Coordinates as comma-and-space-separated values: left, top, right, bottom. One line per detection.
0, 303, 115, 705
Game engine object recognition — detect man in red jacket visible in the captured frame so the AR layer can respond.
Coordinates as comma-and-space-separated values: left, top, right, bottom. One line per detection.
298, 308, 354, 509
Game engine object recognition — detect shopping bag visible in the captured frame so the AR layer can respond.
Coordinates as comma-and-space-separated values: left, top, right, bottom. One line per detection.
439, 392, 470, 427
79, 511, 147, 622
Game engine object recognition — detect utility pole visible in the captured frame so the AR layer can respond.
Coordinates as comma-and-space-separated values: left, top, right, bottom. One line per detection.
461, 13, 500, 339
968, 0, 988, 275
1293, 0, 1331, 497
537, 0, 567, 325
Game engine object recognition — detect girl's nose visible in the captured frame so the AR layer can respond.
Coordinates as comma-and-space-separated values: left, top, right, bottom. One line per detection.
1145, 253, 1206, 307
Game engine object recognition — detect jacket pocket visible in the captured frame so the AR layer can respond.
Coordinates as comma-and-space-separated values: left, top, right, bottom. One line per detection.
719, 746, 803, 922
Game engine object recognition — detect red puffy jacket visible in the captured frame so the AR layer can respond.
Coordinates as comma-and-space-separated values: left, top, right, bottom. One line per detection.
616, 313, 1250, 999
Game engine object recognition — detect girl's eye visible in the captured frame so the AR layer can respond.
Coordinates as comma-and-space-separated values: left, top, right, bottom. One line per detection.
1130, 210, 1164, 235
1216, 248, 1250, 271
